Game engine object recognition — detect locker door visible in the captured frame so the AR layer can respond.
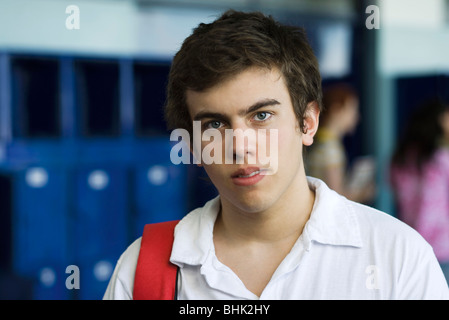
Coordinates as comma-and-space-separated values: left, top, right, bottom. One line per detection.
133, 162, 188, 239
11, 56, 61, 138
73, 166, 128, 299
13, 166, 69, 299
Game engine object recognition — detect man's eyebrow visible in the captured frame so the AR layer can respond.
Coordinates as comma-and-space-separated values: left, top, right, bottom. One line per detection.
239, 98, 281, 116
193, 111, 229, 122
192, 98, 281, 121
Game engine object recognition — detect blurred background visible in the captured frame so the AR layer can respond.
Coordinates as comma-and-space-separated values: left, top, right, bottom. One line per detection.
0, 0, 448, 299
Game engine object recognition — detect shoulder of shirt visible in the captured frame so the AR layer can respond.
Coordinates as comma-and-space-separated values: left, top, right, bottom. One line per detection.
118, 236, 141, 265
107, 200, 214, 296
347, 198, 449, 299
347, 198, 433, 252
109, 237, 142, 298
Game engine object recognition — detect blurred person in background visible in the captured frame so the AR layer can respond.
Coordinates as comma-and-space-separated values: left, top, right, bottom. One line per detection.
306, 83, 375, 203
390, 99, 449, 284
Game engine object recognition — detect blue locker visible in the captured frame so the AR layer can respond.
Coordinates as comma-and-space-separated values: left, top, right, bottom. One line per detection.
72, 166, 128, 299
133, 162, 188, 238
32, 265, 69, 300
77, 257, 115, 300
13, 166, 68, 277
12, 166, 70, 299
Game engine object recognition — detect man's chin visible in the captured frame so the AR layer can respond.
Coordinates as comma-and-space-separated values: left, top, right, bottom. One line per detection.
222, 190, 274, 215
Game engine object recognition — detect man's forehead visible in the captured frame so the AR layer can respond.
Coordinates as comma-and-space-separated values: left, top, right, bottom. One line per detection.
185, 67, 286, 114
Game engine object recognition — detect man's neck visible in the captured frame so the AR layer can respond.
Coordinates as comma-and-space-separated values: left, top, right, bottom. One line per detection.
211, 171, 315, 297
214, 175, 315, 245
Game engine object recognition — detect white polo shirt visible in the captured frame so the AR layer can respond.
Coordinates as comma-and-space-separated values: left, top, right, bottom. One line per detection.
103, 177, 449, 300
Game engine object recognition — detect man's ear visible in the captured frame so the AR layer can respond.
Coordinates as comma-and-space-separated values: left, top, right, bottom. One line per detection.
302, 101, 320, 146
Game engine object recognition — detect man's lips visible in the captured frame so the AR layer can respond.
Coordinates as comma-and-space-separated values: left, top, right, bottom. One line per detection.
231, 167, 261, 178
231, 167, 266, 186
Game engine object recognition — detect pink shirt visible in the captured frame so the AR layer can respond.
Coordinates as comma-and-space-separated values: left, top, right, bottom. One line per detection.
391, 149, 449, 262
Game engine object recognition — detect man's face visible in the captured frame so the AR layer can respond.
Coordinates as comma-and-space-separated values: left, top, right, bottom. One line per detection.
186, 67, 317, 214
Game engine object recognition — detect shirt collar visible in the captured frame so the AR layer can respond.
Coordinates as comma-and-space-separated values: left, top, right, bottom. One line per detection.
304, 177, 363, 249
170, 177, 363, 266
170, 196, 219, 266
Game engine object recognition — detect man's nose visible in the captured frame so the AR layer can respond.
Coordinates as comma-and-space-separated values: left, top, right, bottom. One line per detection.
226, 123, 257, 164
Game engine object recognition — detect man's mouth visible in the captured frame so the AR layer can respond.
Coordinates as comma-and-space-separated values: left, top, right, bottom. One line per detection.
231, 167, 261, 178
237, 170, 261, 178
231, 167, 266, 186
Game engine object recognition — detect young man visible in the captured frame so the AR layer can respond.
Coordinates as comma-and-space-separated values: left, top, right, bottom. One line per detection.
104, 10, 449, 299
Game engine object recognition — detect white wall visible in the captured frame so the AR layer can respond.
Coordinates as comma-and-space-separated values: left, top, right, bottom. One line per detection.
135, 6, 219, 58
0, 0, 136, 55
378, 0, 449, 76
0, 0, 219, 58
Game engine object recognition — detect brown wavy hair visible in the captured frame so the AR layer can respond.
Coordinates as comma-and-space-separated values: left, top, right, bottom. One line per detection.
164, 10, 322, 134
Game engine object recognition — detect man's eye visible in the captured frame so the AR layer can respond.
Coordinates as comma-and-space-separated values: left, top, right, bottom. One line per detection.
206, 121, 223, 129
254, 112, 272, 121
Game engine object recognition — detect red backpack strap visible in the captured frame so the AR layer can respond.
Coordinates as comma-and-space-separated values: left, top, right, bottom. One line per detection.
133, 220, 180, 300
